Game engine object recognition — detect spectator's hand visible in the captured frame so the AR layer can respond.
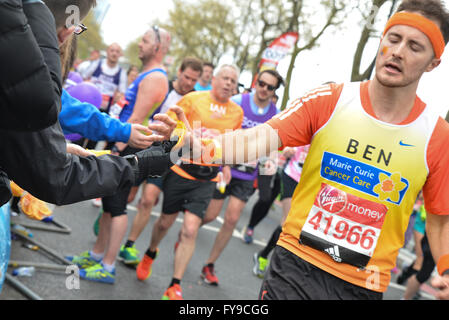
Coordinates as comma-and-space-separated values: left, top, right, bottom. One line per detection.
431, 275, 449, 300
149, 113, 178, 141
168, 105, 192, 131
127, 124, 156, 149
66, 143, 95, 157
282, 147, 296, 159
114, 142, 128, 154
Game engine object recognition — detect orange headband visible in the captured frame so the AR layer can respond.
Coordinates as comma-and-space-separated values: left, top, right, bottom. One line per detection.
383, 12, 445, 59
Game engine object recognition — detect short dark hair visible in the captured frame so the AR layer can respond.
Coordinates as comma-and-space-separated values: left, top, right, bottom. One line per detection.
257, 69, 285, 89
45, 0, 97, 29
202, 62, 215, 69
397, 0, 449, 44
180, 57, 203, 74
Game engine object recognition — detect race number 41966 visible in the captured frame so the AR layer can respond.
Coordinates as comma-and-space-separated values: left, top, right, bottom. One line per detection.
300, 183, 388, 268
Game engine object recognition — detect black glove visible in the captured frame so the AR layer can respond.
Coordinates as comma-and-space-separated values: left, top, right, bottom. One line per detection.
124, 137, 181, 185
0, 170, 12, 207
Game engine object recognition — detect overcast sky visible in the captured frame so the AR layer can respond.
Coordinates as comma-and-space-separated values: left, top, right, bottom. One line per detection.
100, 0, 449, 118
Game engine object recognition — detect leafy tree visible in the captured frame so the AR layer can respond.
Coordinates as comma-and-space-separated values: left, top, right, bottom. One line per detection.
77, 11, 107, 60
157, 0, 239, 73
351, 0, 399, 81
279, 0, 347, 109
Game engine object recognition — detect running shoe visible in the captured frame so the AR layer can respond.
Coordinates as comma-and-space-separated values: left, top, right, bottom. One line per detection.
136, 249, 158, 281
118, 245, 140, 265
65, 251, 100, 269
93, 210, 102, 236
162, 284, 183, 300
201, 265, 219, 286
92, 198, 102, 207
252, 252, 268, 279
243, 226, 254, 244
79, 263, 115, 284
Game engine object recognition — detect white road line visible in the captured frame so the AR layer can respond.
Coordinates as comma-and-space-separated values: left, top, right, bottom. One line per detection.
126, 205, 267, 247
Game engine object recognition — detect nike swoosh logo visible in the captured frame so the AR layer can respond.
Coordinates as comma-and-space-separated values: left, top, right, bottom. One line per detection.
399, 141, 415, 147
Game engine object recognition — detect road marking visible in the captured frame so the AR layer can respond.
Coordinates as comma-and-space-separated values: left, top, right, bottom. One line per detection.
126, 205, 267, 247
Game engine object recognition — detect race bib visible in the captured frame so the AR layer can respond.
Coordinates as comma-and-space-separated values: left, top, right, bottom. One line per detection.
300, 183, 388, 269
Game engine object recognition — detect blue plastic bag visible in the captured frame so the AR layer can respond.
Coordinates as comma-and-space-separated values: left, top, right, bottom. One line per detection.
0, 203, 11, 293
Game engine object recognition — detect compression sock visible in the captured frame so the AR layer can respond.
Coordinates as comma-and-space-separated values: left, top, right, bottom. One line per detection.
124, 240, 135, 248
170, 278, 181, 287
145, 248, 158, 259
259, 225, 282, 259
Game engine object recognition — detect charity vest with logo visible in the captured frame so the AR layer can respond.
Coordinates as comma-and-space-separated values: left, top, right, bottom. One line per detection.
91, 60, 123, 111
269, 82, 441, 292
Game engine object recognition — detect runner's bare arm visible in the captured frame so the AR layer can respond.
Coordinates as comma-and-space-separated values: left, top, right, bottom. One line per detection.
426, 213, 449, 266
127, 73, 168, 125
216, 124, 282, 165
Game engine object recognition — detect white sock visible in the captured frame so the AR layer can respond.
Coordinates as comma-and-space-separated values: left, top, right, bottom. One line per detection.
102, 262, 115, 273
89, 250, 103, 262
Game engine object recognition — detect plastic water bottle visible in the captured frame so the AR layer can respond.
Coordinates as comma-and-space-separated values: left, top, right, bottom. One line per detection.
11, 224, 33, 238
12, 266, 35, 277
216, 172, 226, 194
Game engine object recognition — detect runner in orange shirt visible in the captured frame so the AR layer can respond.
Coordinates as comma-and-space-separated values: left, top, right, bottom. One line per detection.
173, 0, 449, 300
135, 64, 243, 300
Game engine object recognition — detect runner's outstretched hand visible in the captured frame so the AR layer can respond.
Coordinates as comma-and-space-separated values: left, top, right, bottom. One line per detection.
431, 275, 449, 300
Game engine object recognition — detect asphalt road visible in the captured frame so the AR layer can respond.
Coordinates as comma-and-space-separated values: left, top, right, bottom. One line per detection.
0, 187, 437, 301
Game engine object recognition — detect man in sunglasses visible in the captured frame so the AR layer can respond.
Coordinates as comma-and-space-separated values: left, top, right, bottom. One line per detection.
199, 69, 284, 286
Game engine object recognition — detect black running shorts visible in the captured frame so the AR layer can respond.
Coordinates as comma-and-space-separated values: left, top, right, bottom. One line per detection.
212, 177, 255, 202
161, 170, 216, 219
259, 246, 383, 300
280, 171, 298, 200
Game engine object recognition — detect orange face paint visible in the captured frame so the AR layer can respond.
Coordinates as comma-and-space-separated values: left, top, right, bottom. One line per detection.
381, 46, 389, 56
383, 12, 445, 59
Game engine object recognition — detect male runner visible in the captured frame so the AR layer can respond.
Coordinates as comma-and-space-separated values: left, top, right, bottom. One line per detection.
82, 43, 127, 112
179, 0, 449, 300
252, 146, 309, 279
194, 62, 214, 91
136, 65, 243, 300
118, 57, 203, 265
67, 26, 172, 284
199, 69, 283, 285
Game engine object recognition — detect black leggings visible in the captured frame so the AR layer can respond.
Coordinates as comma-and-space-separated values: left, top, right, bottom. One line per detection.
247, 172, 281, 229
259, 225, 282, 259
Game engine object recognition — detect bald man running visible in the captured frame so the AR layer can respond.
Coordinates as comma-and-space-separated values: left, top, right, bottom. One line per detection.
82, 42, 128, 112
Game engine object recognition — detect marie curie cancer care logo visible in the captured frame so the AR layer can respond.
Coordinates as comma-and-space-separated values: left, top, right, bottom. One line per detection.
321, 152, 409, 205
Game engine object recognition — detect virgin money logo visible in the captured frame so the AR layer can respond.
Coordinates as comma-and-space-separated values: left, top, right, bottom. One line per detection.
318, 186, 347, 214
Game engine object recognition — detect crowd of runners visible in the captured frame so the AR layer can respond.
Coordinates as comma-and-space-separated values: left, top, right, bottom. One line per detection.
1, 0, 449, 301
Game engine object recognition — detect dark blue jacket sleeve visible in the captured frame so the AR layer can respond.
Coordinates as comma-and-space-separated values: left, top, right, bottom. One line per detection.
60, 90, 131, 143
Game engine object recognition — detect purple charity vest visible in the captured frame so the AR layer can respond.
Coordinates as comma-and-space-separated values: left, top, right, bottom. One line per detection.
231, 93, 279, 181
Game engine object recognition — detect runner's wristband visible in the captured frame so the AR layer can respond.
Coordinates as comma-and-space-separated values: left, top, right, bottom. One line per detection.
437, 254, 449, 276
